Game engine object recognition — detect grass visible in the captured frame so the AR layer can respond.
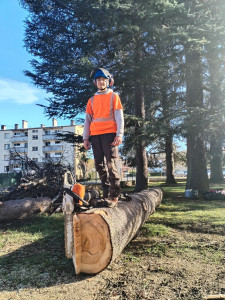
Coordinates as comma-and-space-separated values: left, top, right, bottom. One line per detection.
123, 181, 225, 262
0, 214, 76, 291
1, 181, 225, 293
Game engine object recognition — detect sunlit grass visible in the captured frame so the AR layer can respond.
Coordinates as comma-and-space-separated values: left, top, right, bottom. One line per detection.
0, 214, 76, 291
124, 181, 225, 263
1, 181, 225, 291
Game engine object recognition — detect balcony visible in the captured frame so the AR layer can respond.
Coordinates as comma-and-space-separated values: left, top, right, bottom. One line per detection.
9, 159, 23, 164
12, 167, 22, 173
42, 134, 58, 141
43, 145, 62, 152
10, 147, 28, 154
43, 157, 61, 163
11, 136, 28, 142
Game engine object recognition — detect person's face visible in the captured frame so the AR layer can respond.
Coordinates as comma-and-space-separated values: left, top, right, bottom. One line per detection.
96, 77, 109, 90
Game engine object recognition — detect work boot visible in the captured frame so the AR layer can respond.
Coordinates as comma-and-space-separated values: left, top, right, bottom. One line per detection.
89, 198, 104, 207
102, 197, 118, 208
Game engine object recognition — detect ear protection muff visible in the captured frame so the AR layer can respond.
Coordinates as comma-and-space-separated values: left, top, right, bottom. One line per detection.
90, 68, 98, 86
90, 68, 114, 87
108, 75, 114, 87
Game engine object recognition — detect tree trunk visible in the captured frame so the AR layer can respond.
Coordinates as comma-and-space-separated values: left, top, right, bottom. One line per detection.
207, 45, 224, 183
186, 136, 209, 193
160, 83, 177, 184
0, 197, 52, 222
185, 48, 209, 194
134, 84, 148, 191
66, 187, 163, 275
210, 135, 224, 183
165, 134, 177, 184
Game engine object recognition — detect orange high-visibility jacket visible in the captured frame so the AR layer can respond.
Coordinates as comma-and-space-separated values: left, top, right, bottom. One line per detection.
85, 91, 123, 136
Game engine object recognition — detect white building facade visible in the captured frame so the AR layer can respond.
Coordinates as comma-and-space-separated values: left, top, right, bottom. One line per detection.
0, 119, 83, 174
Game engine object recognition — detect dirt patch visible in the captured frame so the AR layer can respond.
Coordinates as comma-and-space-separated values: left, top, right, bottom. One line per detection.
1, 182, 225, 300
1, 225, 225, 300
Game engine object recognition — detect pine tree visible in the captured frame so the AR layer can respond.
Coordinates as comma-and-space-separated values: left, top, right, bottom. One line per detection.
183, 0, 225, 190
203, 1, 225, 183
20, 0, 163, 190
20, 0, 225, 193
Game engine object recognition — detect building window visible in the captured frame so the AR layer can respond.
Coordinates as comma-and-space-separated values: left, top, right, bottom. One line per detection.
33, 158, 38, 162
45, 153, 51, 158
45, 142, 50, 146
4, 133, 10, 139
45, 131, 51, 135
14, 143, 21, 147
4, 144, 10, 150
32, 147, 38, 151
14, 132, 20, 136
24, 143, 28, 148
4, 155, 9, 161
4, 166, 9, 172
32, 135, 38, 140
32, 130, 38, 133
55, 152, 62, 156
55, 141, 61, 144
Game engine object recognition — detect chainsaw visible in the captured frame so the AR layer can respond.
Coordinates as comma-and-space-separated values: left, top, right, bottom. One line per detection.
62, 170, 88, 258
61, 170, 132, 258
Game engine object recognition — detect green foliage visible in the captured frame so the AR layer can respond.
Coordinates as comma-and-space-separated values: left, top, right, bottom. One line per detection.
56, 131, 85, 153
19, 0, 225, 189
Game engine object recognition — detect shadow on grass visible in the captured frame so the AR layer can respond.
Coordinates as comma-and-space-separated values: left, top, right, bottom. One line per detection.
0, 214, 64, 233
148, 217, 225, 235
156, 198, 225, 212
0, 215, 93, 292
123, 221, 225, 260
149, 198, 225, 235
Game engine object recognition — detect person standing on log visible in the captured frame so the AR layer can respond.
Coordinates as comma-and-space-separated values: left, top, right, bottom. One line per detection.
83, 68, 124, 207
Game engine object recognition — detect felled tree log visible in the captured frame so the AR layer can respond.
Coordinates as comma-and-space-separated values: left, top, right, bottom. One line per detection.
71, 187, 163, 275
0, 186, 101, 223
0, 197, 53, 222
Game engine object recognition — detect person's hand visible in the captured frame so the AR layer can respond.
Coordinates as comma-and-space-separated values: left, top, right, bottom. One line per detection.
84, 139, 91, 150
110, 136, 122, 146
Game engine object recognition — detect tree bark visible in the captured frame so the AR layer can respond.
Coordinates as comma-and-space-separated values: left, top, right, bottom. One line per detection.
210, 135, 224, 183
134, 84, 149, 191
160, 83, 177, 184
207, 45, 224, 183
185, 48, 209, 194
165, 132, 176, 184
0, 197, 53, 222
67, 187, 163, 275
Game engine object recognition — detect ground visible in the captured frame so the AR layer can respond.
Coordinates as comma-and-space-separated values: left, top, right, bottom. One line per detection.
0, 182, 225, 300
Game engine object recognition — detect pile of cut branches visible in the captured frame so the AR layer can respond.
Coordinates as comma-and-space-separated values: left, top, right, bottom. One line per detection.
1, 158, 69, 202
0, 157, 73, 222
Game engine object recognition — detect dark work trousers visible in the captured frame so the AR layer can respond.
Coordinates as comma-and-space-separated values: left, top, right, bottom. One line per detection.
90, 133, 121, 199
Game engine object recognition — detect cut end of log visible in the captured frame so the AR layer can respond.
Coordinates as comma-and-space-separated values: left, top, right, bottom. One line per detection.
73, 213, 112, 275
69, 187, 163, 275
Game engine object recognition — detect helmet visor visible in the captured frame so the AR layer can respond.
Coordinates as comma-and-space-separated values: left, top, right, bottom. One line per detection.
94, 69, 108, 80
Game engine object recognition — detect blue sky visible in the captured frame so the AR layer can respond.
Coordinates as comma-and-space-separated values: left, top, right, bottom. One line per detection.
0, 0, 76, 130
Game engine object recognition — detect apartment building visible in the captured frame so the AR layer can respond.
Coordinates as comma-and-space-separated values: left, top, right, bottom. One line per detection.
0, 119, 83, 174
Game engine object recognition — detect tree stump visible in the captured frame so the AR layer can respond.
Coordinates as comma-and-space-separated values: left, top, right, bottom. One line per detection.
69, 187, 163, 275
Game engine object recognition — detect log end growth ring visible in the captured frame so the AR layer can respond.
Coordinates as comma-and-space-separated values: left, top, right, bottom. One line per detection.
73, 213, 112, 275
